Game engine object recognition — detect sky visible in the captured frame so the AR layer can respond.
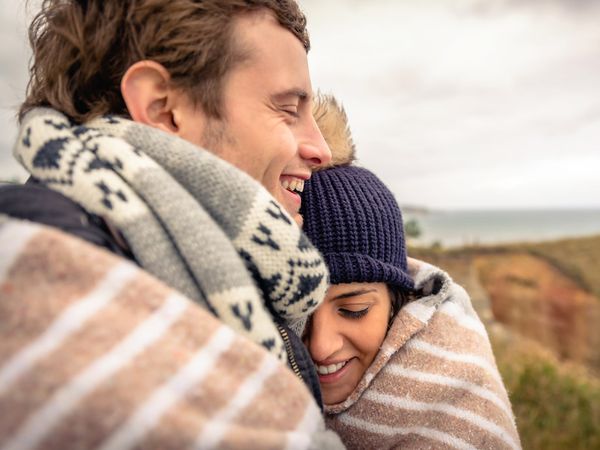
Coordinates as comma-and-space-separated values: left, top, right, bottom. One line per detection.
1, 0, 599, 210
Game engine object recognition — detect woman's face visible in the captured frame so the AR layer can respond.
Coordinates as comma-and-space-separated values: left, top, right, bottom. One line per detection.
305, 282, 391, 405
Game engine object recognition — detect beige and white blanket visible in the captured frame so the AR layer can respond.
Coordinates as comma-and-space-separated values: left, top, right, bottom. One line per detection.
0, 217, 343, 450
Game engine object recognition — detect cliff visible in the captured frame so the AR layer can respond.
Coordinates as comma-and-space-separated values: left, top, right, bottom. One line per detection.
410, 235, 600, 450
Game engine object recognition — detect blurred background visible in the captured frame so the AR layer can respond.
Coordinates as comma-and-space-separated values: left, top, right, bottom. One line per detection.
2, 0, 600, 448
299, 2, 600, 448
300, 0, 600, 247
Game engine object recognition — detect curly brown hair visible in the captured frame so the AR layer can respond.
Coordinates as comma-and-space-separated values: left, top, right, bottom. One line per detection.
20, 0, 310, 123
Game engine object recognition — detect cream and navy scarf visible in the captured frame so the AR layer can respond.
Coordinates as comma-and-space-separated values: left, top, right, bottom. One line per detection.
14, 108, 329, 362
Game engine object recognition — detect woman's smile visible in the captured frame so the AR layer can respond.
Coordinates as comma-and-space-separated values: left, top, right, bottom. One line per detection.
315, 358, 353, 383
305, 282, 391, 404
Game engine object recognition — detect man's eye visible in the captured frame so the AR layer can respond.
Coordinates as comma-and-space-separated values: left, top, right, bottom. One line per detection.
339, 308, 369, 319
281, 107, 299, 118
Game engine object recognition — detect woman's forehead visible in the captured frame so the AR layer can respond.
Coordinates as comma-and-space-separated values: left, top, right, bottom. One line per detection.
325, 282, 388, 301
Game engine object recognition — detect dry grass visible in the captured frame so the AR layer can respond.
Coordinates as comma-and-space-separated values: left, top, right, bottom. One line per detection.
523, 235, 600, 298
411, 234, 600, 298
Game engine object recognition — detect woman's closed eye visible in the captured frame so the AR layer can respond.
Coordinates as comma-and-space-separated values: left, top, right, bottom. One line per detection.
339, 307, 369, 319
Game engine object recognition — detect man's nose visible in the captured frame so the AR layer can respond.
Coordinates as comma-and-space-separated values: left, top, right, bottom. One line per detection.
307, 310, 343, 363
298, 115, 332, 169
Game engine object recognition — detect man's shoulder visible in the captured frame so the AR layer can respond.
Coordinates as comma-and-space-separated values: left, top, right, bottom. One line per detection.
0, 180, 85, 226
0, 216, 342, 449
0, 180, 133, 259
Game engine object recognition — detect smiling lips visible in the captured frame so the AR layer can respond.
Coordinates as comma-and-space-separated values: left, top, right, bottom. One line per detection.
278, 176, 306, 215
315, 360, 349, 375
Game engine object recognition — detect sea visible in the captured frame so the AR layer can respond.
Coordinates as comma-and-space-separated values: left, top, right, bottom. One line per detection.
402, 208, 600, 248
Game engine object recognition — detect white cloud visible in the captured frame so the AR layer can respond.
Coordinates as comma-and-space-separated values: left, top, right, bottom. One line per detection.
301, 0, 600, 208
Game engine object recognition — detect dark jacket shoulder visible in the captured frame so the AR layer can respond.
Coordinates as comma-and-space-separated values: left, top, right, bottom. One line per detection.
288, 325, 324, 410
0, 179, 133, 260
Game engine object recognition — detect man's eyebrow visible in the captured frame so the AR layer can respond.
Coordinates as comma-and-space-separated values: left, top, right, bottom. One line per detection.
272, 89, 310, 102
331, 288, 377, 301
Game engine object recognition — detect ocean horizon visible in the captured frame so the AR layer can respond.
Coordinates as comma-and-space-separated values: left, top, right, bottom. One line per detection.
403, 208, 600, 248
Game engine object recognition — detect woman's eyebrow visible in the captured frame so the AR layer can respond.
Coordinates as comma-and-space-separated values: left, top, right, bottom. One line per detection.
331, 288, 377, 301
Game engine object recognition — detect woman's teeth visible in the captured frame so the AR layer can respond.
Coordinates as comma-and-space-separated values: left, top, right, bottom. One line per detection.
281, 179, 305, 193
316, 360, 348, 375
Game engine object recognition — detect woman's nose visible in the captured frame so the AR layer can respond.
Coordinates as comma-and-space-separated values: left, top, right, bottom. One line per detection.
307, 309, 343, 363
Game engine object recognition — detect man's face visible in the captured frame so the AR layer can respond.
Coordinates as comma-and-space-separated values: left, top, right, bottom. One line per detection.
180, 11, 331, 223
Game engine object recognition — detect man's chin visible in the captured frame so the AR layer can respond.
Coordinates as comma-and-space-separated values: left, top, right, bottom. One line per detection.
274, 191, 302, 226
293, 212, 303, 227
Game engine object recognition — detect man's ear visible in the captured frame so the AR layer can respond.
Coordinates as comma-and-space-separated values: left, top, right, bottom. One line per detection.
121, 60, 179, 134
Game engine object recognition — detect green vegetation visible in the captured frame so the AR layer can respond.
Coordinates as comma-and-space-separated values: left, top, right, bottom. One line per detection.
404, 218, 422, 240
492, 334, 600, 450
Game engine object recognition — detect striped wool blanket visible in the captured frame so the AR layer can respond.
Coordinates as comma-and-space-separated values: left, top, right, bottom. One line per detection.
0, 216, 343, 450
324, 258, 521, 450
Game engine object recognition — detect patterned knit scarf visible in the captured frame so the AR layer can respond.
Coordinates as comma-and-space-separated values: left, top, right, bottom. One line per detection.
13, 108, 329, 362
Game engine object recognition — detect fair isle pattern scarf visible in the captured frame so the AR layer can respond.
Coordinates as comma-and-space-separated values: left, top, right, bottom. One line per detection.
14, 108, 329, 362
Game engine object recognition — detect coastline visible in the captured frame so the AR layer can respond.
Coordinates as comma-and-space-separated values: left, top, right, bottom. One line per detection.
404, 208, 600, 248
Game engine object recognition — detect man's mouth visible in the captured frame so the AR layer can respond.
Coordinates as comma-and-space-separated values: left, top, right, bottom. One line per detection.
278, 176, 308, 219
315, 360, 349, 375
281, 178, 305, 194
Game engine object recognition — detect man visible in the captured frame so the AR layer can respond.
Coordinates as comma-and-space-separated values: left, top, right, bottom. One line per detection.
0, 1, 344, 448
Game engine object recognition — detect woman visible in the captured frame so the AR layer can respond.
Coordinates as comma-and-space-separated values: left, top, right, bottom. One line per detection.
301, 98, 521, 449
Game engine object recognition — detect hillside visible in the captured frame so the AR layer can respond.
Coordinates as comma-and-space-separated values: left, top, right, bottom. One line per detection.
410, 234, 600, 450
524, 235, 600, 299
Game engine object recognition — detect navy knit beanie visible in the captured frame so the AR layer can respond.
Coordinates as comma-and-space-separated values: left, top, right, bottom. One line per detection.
300, 166, 414, 292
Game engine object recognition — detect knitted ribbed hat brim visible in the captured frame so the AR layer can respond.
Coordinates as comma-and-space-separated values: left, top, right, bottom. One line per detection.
325, 252, 414, 292
301, 165, 413, 292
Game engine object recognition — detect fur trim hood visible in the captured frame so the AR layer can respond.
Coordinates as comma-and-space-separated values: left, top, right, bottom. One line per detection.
313, 94, 356, 168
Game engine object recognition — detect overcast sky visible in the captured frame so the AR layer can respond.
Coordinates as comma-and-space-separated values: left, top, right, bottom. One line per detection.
0, 0, 30, 182
301, 0, 600, 209
1, 0, 599, 209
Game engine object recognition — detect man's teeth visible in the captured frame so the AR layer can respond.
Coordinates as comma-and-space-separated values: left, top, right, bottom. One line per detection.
281, 179, 304, 193
316, 360, 348, 375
